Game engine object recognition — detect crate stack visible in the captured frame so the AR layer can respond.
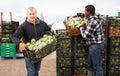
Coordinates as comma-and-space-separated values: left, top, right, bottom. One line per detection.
101, 15, 108, 76
0, 26, 1, 56
107, 17, 120, 76
74, 35, 88, 76
109, 37, 120, 76
0, 12, 17, 59
56, 29, 72, 76
0, 26, 1, 39
1, 21, 16, 59
1, 21, 13, 43
56, 30, 88, 76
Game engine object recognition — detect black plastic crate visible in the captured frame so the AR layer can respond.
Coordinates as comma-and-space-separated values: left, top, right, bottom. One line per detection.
56, 29, 68, 36
110, 47, 120, 54
74, 57, 87, 68
109, 17, 120, 26
57, 38, 71, 47
2, 25, 12, 30
111, 42, 120, 47
109, 54, 120, 65
57, 67, 72, 76
57, 57, 72, 68
1, 37, 12, 43
74, 67, 87, 75
110, 37, 120, 54
110, 37, 120, 43
2, 29, 13, 34
75, 48, 87, 58
107, 54, 120, 76
56, 29, 70, 39
108, 65, 120, 76
56, 47, 71, 57
2, 34, 12, 38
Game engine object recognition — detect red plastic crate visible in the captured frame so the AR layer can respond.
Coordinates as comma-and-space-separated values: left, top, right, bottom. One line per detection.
74, 74, 87, 76
67, 26, 80, 36
109, 26, 120, 37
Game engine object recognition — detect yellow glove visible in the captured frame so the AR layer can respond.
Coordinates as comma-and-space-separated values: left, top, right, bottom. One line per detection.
19, 43, 26, 51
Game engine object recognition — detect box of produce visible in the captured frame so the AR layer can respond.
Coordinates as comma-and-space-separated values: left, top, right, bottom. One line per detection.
23, 31, 57, 63
56, 29, 69, 37
109, 26, 120, 37
109, 64, 120, 76
74, 49, 87, 58
109, 17, 120, 26
57, 67, 72, 76
66, 17, 86, 36
57, 38, 71, 48
56, 47, 71, 57
109, 55, 120, 76
1, 37, 12, 43
110, 37, 120, 54
2, 29, 13, 34
57, 57, 72, 68
74, 57, 87, 68
74, 67, 87, 75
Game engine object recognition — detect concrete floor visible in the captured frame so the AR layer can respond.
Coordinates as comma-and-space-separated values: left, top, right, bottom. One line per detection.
0, 51, 56, 76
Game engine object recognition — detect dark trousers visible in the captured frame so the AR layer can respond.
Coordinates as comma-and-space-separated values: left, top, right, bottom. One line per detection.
25, 57, 41, 76
88, 43, 104, 76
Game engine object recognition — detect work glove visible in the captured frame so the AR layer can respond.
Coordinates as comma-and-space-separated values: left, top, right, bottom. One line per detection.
19, 43, 26, 51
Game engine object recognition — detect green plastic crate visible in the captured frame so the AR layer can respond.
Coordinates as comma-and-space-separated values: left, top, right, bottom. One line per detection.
1, 43, 16, 57
118, 12, 120, 17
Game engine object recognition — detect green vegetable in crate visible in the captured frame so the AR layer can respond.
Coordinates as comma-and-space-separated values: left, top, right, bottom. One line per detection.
68, 17, 83, 26
26, 34, 55, 51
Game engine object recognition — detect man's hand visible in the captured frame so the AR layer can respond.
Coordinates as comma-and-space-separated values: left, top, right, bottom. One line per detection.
81, 19, 88, 26
76, 19, 88, 28
19, 43, 26, 51
51, 29, 54, 33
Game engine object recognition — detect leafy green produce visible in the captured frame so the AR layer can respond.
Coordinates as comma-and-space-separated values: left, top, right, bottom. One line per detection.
57, 67, 71, 76
26, 34, 55, 51
68, 17, 83, 26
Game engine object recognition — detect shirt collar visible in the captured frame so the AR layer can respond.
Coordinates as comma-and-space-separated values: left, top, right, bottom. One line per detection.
88, 15, 96, 20
26, 17, 40, 25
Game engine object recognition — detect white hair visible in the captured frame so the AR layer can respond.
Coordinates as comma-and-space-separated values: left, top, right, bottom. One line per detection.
27, 6, 37, 13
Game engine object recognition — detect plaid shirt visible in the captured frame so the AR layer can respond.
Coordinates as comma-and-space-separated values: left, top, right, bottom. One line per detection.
80, 15, 104, 45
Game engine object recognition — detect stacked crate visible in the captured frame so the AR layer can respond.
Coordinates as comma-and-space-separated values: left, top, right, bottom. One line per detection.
0, 26, 1, 56
1, 21, 17, 59
101, 15, 108, 76
107, 17, 120, 76
0, 26, 1, 38
56, 30, 88, 76
1, 43, 16, 59
56, 15, 108, 76
74, 35, 88, 76
1, 21, 13, 43
56, 29, 72, 76
109, 37, 120, 76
